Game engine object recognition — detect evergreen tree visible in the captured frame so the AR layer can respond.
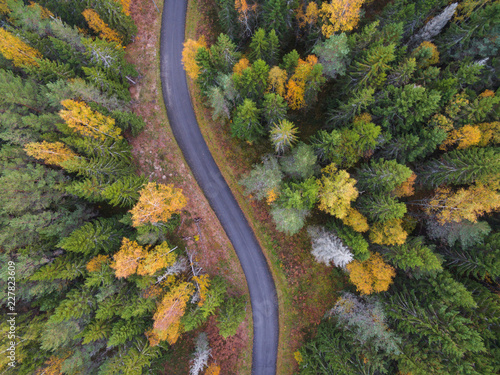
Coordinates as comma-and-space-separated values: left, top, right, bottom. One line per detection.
230, 98, 264, 142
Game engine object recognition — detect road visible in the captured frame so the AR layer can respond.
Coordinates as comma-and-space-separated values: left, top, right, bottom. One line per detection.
159, 1, 279, 374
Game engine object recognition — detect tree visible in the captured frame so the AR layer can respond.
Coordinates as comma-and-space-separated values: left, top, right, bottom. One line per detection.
230, 99, 263, 142
0, 28, 42, 68
329, 221, 370, 260
320, 0, 366, 37
424, 184, 500, 224
342, 207, 370, 234
393, 172, 417, 198
60, 100, 122, 140
280, 142, 318, 179
307, 226, 354, 268
358, 194, 407, 222
210, 34, 240, 73
440, 125, 482, 150
409, 3, 459, 46
427, 219, 491, 249
248, 28, 269, 62
271, 206, 309, 235
182, 37, 207, 80
369, 218, 408, 246
216, 296, 247, 339
378, 237, 443, 276
233, 59, 269, 99
270, 119, 299, 154
346, 252, 396, 295
149, 282, 195, 345
262, 0, 288, 37
420, 147, 500, 187
262, 93, 287, 126
267, 66, 287, 96
205, 364, 221, 375
279, 178, 319, 210
111, 238, 147, 278
356, 158, 413, 194
129, 182, 187, 227
235, 0, 258, 38
82, 9, 122, 44
316, 164, 358, 219
240, 155, 283, 200
312, 33, 350, 79
351, 43, 396, 88
24, 141, 78, 167
190, 333, 211, 375
285, 56, 325, 110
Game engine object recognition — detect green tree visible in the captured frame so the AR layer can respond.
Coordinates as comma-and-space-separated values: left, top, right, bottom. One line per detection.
231, 99, 263, 142
279, 178, 319, 210
356, 158, 413, 194
240, 155, 283, 201
271, 206, 309, 235
280, 142, 318, 179
313, 33, 350, 79
216, 296, 247, 339
270, 119, 299, 154
262, 92, 287, 126
249, 28, 269, 62
358, 193, 407, 222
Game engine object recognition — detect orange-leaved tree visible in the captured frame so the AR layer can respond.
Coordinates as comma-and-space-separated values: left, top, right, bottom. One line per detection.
24, 141, 79, 167
0, 28, 42, 67
369, 218, 408, 246
320, 0, 366, 37
393, 173, 417, 198
205, 364, 221, 375
129, 182, 187, 227
182, 36, 207, 80
285, 55, 319, 110
233, 57, 250, 76
86, 254, 109, 272
440, 124, 482, 150
116, 0, 131, 16
346, 252, 396, 295
316, 164, 359, 219
148, 281, 195, 345
59, 99, 122, 140
82, 9, 122, 44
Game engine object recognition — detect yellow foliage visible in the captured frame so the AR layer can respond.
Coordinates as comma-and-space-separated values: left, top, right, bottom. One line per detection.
369, 219, 408, 246
137, 241, 177, 276
0, 28, 41, 67
317, 164, 359, 219
320, 0, 366, 37
455, 0, 492, 21
477, 122, 500, 146
429, 114, 454, 132
130, 182, 187, 227
285, 77, 305, 110
205, 364, 221, 375
0, 0, 10, 15
266, 188, 279, 204
115, 0, 131, 16
111, 238, 147, 278
24, 141, 78, 167
267, 66, 287, 96
294, 350, 304, 364
346, 252, 396, 295
235, 0, 257, 22
479, 89, 495, 98
182, 36, 207, 80
193, 274, 210, 306
285, 56, 318, 110
82, 9, 122, 44
28, 2, 54, 19
446, 92, 470, 119
393, 173, 417, 198
60, 99, 122, 140
86, 255, 109, 272
233, 57, 250, 75
35, 353, 71, 375
413, 41, 439, 67
305, 2, 320, 25
426, 184, 500, 224
151, 282, 195, 345
440, 124, 482, 150
342, 208, 369, 232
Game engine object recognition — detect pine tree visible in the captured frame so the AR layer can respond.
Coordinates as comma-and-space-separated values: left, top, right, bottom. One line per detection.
358, 193, 407, 222
280, 142, 318, 179
270, 206, 309, 235
248, 28, 269, 62
270, 119, 299, 154
356, 158, 413, 194
312, 33, 350, 79
307, 226, 354, 267
262, 0, 288, 36
262, 93, 288, 126
216, 296, 247, 339
101, 174, 147, 207
230, 99, 263, 142
240, 154, 283, 200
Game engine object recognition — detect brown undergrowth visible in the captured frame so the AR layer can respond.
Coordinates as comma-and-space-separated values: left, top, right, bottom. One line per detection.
185, 0, 345, 373
124, 0, 252, 373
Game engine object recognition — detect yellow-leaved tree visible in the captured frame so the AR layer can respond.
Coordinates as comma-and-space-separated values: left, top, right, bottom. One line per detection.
267, 66, 287, 96
136, 242, 177, 276
116, 0, 131, 16
205, 364, 221, 375
316, 164, 359, 219
59, 99, 122, 140
148, 282, 195, 345
82, 9, 122, 44
320, 0, 366, 37
111, 238, 147, 278
24, 141, 78, 167
0, 28, 41, 67
369, 218, 408, 246
342, 207, 369, 232
346, 252, 396, 295
0, 0, 10, 15
182, 36, 207, 80
129, 182, 187, 227
233, 57, 250, 76
440, 124, 482, 150
285, 55, 319, 110
425, 184, 500, 223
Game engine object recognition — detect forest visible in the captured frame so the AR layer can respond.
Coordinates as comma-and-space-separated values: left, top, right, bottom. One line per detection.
182, 0, 500, 374
0, 1, 245, 374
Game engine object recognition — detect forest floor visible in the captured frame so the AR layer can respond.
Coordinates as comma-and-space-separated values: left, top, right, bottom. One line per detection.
185, 0, 345, 373
124, 0, 252, 373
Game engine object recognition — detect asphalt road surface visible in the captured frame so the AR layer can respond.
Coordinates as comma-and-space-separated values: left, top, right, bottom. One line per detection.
159, 1, 279, 374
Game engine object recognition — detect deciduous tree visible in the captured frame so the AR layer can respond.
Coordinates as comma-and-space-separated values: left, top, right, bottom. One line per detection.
182, 37, 207, 80
369, 218, 408, 246
346, 252, 396, 295
320, 0, 366, 37
82, 9, 122, 44
0, 28, 41, 68
24, 141, 78, 167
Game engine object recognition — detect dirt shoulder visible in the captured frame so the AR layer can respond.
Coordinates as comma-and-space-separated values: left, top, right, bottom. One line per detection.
125, 1, 252, 373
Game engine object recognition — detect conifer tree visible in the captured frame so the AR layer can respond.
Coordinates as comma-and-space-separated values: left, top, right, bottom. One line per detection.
270, 119, 299, 154
230, 99, 263, 142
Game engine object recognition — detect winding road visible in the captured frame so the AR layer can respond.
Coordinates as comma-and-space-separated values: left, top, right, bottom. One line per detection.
159, 1, 279, 374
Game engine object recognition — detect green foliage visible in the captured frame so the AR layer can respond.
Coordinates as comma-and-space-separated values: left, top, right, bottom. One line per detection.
216, 296, 247, 339
313, 33, 350, 79
230, 98, 264, 142
279, 178, 319, 210
358, 193, 407, 222
240, 155, 283, 200
107, 319, 146, 348
356, 158, 413, 194
280, 142, 318, 179
262, 92, 287, 126
328, 221, 370, 261
270, 206, 309, 235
